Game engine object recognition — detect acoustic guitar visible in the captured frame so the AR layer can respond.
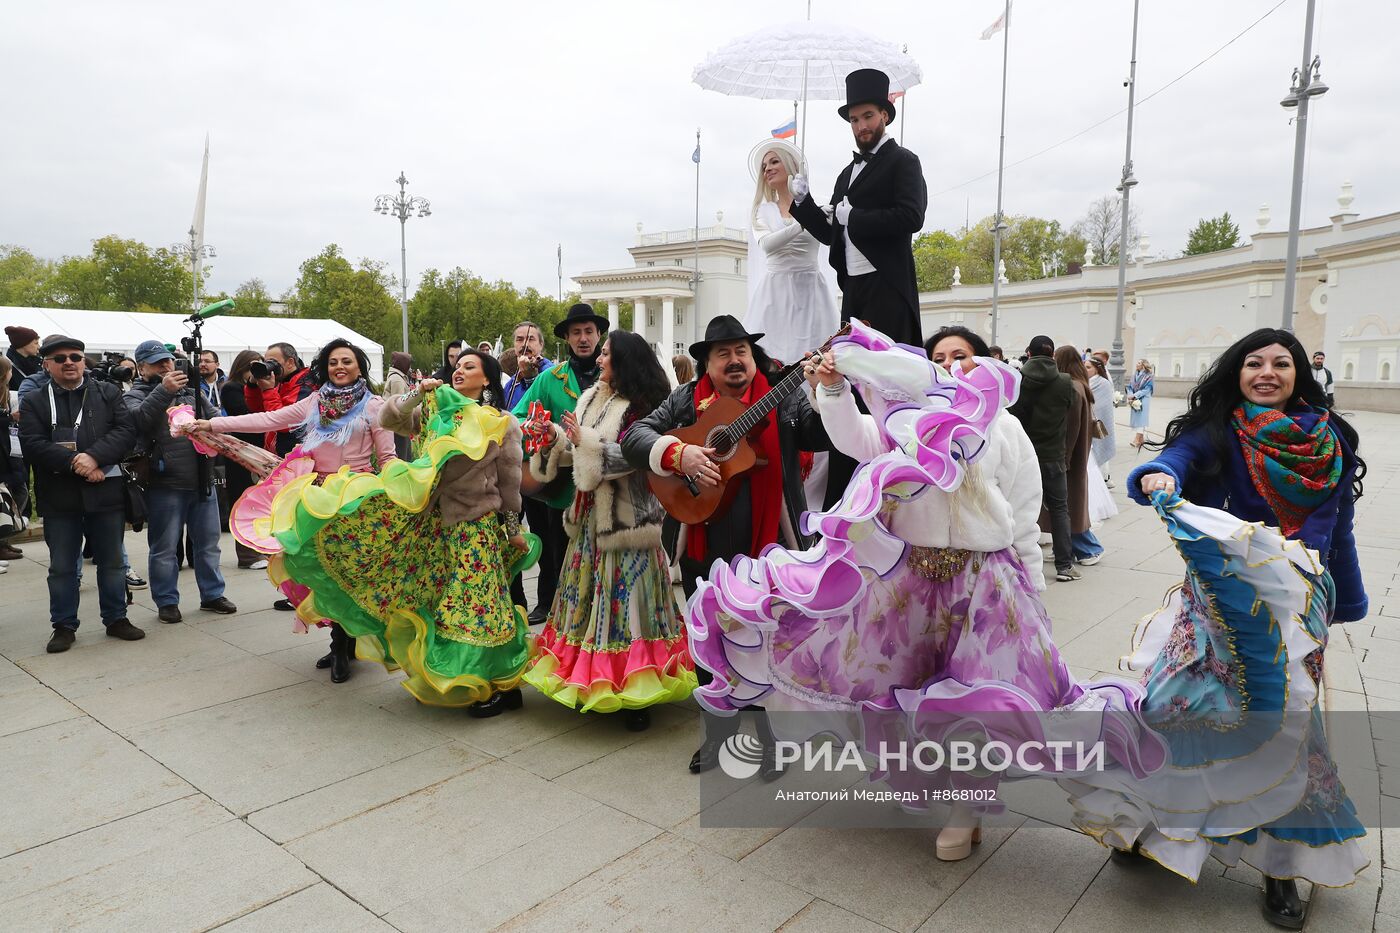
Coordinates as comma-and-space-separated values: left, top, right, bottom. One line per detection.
649, 324, 850, 524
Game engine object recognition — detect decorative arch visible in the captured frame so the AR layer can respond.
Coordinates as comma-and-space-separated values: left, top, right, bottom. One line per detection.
1352, 314, 1396, 338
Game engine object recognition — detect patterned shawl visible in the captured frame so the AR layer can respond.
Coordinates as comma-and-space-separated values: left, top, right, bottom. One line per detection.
298, 378, 371, 452
1231, 401, 1343, 536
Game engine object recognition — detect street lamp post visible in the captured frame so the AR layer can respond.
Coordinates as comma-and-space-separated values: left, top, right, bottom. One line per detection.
173, 226, 215, 311
374, 172, 431, 354
1108, 0, 1141, 389
1279, 0, 1328, 332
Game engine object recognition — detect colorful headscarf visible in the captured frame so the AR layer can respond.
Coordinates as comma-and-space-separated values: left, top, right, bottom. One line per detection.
1231, 401, 1343, 536
299, 378, 371, 451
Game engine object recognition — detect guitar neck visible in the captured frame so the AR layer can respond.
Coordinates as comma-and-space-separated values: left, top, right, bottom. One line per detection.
729, 366, 806, 437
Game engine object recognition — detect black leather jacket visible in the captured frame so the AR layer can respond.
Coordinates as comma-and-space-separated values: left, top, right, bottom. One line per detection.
621, 376, 830, 550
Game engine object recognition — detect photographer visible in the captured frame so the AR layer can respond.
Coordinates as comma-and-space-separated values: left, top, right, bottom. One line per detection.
221, 350, 269, 570
19, 335, 144, 653
245, 342, 312, 455
123, 340, 237, 623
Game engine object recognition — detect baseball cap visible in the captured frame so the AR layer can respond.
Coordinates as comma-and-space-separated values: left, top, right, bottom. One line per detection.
134, 339, 175, 365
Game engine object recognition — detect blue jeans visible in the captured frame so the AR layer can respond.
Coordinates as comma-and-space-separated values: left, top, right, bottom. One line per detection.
44, 510, 127, 630
1072, 529, 1104, 561
146, 486, 225, 608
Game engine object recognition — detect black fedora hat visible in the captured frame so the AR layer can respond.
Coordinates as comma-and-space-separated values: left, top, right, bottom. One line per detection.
688, 314, 765, 360
553, 302, 610, 339
837, 68, 896, 122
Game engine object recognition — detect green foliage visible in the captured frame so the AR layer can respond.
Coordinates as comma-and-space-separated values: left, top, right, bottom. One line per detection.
1, 237, 618, 372
232, 278, 273, 317
0, 246, 55, 306
0, 237, 198, 312
914, 214, 1082, 291
1184, 212, 1241, 255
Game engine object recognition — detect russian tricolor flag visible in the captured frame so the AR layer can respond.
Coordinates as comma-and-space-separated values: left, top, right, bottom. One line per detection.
771, 119, 797, 140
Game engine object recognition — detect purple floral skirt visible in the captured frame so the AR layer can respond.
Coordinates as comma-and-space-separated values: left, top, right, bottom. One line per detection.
688, 544, 1163, 809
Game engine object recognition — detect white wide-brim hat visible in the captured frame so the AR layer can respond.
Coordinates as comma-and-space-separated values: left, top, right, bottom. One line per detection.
748, 138, 805, 182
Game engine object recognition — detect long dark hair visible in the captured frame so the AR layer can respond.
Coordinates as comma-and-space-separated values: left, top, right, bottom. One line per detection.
924, 325, 990, 359
1156, 327, 1365, 499
454, 348, 506, 409
228, 348, 261, 385
308, 338, 372, 389
606, 331, 672, 417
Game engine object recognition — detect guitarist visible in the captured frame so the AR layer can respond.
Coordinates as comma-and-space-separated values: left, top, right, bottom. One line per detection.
622, 314, 829, 778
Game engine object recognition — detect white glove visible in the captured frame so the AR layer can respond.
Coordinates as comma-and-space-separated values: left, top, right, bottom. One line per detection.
835, 197, 853, 225
790, 175, 809, 202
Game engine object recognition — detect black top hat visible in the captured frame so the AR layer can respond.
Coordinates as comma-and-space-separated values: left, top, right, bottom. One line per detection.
838, 68, 896, 122
688, 314, 765, 360
553, 303, 610, 339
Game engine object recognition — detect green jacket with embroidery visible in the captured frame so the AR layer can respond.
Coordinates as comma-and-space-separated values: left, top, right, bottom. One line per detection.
511, 360, 584, 510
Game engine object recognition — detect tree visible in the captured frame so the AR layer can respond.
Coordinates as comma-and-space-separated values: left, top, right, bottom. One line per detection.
0, 245, 55, 306
231, 278, 273, 317
913, 230, 967, 291
285, 244, 399, 348
962, 214, 1072, 283
90, 235, 195, 312
288, 244, 355, 318
1184, 212, 1241, 255
1072, 196, 1140, 264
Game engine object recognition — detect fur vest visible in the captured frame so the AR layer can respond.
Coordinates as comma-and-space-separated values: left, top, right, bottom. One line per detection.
530, 381, 664, 552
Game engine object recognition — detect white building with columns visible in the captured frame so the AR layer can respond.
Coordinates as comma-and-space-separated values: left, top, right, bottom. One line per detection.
917, 185, 1400, 412
574, 214, 749, 369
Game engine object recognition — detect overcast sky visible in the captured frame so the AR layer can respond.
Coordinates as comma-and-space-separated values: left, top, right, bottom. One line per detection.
3, 0, 1396, 302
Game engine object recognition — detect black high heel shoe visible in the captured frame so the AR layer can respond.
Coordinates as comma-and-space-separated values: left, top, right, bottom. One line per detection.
623, 709, 651, 732
1261, 876, 1305, 930
467, 688, 524, 718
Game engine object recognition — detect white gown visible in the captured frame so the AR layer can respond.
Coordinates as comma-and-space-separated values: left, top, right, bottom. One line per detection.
746, 200, 840, 366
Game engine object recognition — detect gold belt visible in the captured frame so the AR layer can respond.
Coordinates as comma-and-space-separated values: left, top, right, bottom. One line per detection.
907, 546, 970, 582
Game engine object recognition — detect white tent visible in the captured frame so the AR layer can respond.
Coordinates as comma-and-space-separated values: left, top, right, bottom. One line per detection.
1, 307, 385, 378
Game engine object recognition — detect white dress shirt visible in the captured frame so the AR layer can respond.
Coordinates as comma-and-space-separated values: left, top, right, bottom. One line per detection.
844, 133, 892, 277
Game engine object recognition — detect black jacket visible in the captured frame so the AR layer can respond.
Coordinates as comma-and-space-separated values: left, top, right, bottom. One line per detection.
19, 379, 137, 516
6, 346, 40, 392
1009, 356, 1073, 465
621, 377, 830, 551
791, 139, 927, 325
124, 377, 203, 491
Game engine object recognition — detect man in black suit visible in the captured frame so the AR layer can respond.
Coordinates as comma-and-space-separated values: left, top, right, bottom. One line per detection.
791, 68, 927, 348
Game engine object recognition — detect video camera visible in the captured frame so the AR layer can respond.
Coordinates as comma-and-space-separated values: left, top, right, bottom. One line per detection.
88, 351, 134, 385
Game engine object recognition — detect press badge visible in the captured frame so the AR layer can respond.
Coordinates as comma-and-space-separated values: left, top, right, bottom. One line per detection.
53, 427, 77, 452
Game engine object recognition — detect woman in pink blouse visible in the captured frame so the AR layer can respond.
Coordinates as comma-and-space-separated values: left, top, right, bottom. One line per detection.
187, 338, 398, 682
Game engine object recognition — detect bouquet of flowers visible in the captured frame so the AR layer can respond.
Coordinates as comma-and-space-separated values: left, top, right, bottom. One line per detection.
1113, 390, 1125, 407
1129, 397, 1143, 412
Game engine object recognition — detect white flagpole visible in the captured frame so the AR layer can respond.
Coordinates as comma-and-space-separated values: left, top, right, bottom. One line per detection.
989, 1, 1012, 347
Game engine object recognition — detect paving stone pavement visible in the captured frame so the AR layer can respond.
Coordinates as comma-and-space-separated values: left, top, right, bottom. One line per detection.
2, 399, 1397, 932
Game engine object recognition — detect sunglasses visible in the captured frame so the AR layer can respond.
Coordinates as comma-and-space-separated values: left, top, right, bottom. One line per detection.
47, 353, 85, 364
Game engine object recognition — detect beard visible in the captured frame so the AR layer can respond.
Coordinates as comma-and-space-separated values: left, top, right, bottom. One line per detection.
854, 121, 885, 153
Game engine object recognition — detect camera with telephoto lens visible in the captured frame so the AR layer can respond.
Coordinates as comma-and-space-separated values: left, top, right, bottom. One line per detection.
88, 351, 135, 385
249, 358, 281, 381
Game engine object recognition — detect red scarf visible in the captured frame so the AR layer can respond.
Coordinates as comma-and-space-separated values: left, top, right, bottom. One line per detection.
686, 371, 785, 563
